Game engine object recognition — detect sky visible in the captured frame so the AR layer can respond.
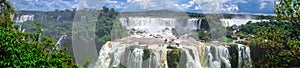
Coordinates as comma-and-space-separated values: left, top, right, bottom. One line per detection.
8, 0, 278, 14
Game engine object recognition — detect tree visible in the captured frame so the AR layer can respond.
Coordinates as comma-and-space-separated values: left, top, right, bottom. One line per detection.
0, 1, 77, 67
275, 0, 300, 27
242, 0, 300, 67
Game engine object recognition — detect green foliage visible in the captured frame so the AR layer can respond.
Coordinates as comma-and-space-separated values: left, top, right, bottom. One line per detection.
167, 49, 181, 68
142, 48, 151, 61
167, 45, 178, 49
228, 44, 237, 47
0, 2, 15, 28
113, 66, 119, 68
275, 0, 300, 27
239, 0, 300, 67
96, 8, 127, 50
224, 38, 233, 43
192, 29, 211, 42
235, 41, 248, 45
0, 1, 77, 67
242, 20, 300, 67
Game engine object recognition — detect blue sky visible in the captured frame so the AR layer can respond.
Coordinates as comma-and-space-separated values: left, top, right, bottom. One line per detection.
8, 0, 278, 14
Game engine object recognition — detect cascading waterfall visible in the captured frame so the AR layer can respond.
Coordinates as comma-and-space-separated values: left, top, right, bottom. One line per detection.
238, 44, 252, 68
94, 42, 113, 68
94, 42, 125, 68
207, 46, 222, 68
127, 48, 144, 68
218, 46, 231, 68
93, 17, 252, 68
180, 47, 202, 68
94, 41, 252, 68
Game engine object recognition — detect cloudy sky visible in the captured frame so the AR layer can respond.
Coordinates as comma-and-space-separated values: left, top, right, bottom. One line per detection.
8, 0, 278, 14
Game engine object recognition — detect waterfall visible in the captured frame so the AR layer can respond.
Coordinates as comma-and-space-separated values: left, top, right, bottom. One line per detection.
42, 15, 47, 20
187, 18, 201, 29
94, 42, 125, 68
80, 16, 86, 21
55, 35, 67, 50
94, 17, 252, 68
119, 17, 176, 33
93, 41, 252, 68
94, 42, 113, 68
218, 46, 231, 68
127, 48, 144, 68
57, 16, 61, 21
14, 14, 34, 23
220, 19, 269, 27
238, 44, 252, 68
180, 47, 202, 68
207, 46, 221, 68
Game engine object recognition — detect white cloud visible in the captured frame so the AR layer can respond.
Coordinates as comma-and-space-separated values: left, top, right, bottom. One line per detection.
107, 1, 118, 3
121, 0, 184, 12
8, 0, 275, 14
8, 0, 107, 11
221, 4, 239, 13
192, 0, 227, 13
73, 0, 108, 9
259, 2, 268, 9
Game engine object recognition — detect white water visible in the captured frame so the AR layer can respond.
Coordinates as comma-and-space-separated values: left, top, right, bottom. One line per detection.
127, 48, 144, 68
81, 16, 86, 21
14, 14, 34, 23
119, 17, 176, 33
218, 46, 231, 68
57, 16, 61, 21
94, 42, 251, 68
55, 35, 67, 50
238, 44, 252, 68
220, 19, 269, 27
187, 18, 201, 29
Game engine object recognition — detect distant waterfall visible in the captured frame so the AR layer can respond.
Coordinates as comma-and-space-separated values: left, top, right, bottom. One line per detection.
81, 16, 86, 21
187, 18, 201, 29
14, 14, 34, 23
56, 16, 61, 21
119, 17, 176, 33
42, 15, 47, 20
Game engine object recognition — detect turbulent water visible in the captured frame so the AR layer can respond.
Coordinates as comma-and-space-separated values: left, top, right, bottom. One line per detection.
94, 42, 251, 68
93, 17, 251, 68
